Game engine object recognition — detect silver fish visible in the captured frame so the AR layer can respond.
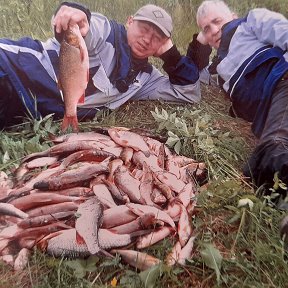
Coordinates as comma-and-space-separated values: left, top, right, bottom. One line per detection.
0, 203, 28, 219
75, 196, 103, 254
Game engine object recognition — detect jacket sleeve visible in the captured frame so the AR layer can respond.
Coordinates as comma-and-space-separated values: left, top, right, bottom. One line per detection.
132, 65, 201, 104
248, 8, 288, 51
186, 35, 217, 86
159, 45, 199, 85
186, 34, 212, 70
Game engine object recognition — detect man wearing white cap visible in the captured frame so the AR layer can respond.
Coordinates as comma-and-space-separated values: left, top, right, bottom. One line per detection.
0, 2, 200, 128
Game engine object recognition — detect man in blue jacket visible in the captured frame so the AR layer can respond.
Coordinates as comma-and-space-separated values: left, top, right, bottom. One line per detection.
188, 0, 288, 198
0, 2, 200, 129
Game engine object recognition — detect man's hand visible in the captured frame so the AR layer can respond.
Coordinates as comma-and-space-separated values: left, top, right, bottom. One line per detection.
52, 5, 89, 37
154, 38, 173, 57
197, 32, 208, 45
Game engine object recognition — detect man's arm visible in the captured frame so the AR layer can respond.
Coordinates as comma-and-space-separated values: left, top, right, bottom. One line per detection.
157, 42, 200, 86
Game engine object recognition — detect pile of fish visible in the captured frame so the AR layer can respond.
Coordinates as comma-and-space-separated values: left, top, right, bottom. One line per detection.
0, 127, 207, 271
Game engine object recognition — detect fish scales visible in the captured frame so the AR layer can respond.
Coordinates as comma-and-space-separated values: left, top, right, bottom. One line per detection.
75, 196, 103, 254
59, 24, 89, 132
33, 163, 109, 190
46, 228, 135, 258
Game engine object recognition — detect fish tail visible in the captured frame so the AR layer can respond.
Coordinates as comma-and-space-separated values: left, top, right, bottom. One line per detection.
61, 116, 79, 133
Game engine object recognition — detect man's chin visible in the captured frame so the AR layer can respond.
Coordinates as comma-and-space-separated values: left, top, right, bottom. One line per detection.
131, 50, 149, 59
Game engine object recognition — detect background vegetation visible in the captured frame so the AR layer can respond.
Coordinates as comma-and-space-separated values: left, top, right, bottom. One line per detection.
0, 0, 288, 287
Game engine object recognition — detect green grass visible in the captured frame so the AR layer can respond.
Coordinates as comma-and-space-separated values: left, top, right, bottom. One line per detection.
1, 1, 288, 287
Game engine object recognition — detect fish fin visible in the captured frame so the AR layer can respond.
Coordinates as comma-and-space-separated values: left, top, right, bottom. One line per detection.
76, 231, 86, 245
78, 93, 85, 104
61, 116, 79, 133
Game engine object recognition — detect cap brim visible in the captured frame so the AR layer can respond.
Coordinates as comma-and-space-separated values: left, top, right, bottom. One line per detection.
133, 16, 171, 37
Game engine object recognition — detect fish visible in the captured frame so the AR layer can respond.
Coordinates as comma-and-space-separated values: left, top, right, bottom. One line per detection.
92, 183, 117, 208
111, 249, 161, 271
177, 235, 196, 265
108, 128, 151, 157
126, 203, 176, 228
26, 156, 59, 169
114, 166, 142, 203
109, 213, 156, 234
165, 241, 181, 266
107, 159, 124, 182
9, 192, 81, 211
46, 228, 90, 258
46, 228, 146, 258
27, 201, 79, 217
101, 179, 130, 204
132, 151, 161, 172
21, 140, 105, 163
120, 147, 134, 167
17, 211, 74, 229
139, 162, 155, 206
101, 205, 137, 228
14, 248, 30, 271
75, 196, 103, 254
177, 205, 193, 247
136, 226, 174, 249
154, 171, 186, 193
33, 163, 109, 190
176, 182, 197, 208
51, 132, 115, 144
58, 24, 89, 132
0, 203, 28, 219
60, 148, 116, 168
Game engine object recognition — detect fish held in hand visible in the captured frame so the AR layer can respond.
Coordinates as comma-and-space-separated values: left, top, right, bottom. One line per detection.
59, 24, 89, 132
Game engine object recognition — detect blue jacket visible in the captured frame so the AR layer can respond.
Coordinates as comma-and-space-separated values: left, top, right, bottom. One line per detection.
201, 8, 288, 137
0, 8, 200, 120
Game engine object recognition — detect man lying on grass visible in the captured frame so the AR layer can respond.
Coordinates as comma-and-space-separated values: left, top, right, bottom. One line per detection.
188, 0, 288, 204
0, 2, 200, 129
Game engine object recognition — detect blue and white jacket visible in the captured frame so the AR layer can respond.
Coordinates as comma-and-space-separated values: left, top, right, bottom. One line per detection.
0, 7, 200, 120
200, 8, 288, 137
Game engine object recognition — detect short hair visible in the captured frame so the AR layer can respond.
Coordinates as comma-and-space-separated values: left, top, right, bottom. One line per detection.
196, 0, 233, 25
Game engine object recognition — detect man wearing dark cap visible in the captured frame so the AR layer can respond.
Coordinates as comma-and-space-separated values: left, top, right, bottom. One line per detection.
0, 2, 200, 129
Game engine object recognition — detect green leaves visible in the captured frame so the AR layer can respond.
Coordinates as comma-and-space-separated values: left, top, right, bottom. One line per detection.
64, 256, 100, 278
139, 264, 162, 288
151, 106, 246, 180
200, 243, 223, 284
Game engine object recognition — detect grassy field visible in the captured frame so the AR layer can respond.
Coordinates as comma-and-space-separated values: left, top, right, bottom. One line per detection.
0, 0, 288, 287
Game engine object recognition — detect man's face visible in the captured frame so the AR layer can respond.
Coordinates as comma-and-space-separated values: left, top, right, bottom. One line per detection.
126, 17, 168, 59
198, 6, 236, 49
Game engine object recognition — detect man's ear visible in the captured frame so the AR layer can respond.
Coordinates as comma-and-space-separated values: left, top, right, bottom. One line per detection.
126, 15, 133, 27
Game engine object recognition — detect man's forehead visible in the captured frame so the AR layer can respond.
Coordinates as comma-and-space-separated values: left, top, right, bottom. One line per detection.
137, 20, 166, 38
198, 6, 231, 27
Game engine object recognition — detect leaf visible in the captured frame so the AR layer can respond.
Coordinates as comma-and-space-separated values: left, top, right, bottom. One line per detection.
64, 256, 99, 278
174, 140, 181, 154
111, 277, 117, 287
139, 264, 161, 288
200, 243, 222, 284
3, 151, 10, 164
238, 198, 254, 210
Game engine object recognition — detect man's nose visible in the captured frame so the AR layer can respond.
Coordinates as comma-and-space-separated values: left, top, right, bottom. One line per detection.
142, 32, 153, 43
210, 23, 220, 35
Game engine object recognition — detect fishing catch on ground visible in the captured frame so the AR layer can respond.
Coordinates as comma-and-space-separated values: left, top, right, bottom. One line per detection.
0, 128, 207, 271
58, 24, 89, 132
